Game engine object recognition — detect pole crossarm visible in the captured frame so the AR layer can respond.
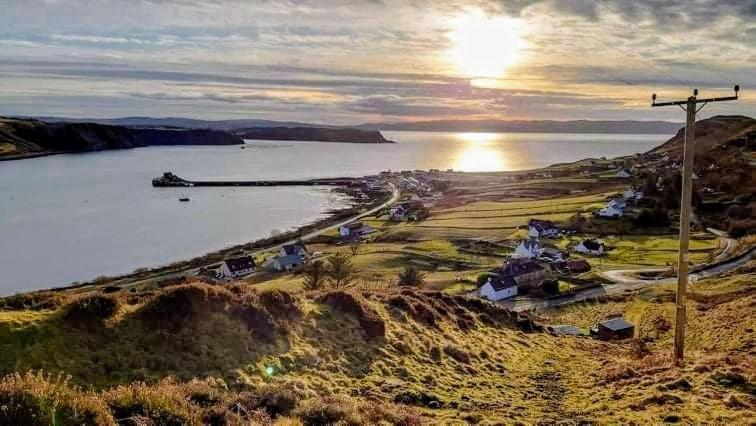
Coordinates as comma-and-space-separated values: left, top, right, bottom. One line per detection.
649, 85, 740, 366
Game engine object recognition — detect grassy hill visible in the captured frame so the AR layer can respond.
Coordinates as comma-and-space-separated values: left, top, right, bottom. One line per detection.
0, 117, 242, 160
0, 270, 752, 424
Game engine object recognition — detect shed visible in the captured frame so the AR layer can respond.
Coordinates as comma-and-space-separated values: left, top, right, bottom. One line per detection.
592, 318, 634, 340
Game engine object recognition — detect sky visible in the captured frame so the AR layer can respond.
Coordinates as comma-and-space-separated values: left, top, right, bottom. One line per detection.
0, 0, 754, 125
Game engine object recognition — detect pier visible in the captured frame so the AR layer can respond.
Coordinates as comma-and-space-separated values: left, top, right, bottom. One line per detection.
152, 172, 355, 187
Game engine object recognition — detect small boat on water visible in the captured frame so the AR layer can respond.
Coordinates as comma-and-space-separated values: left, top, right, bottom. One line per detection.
179, 197, 190, 202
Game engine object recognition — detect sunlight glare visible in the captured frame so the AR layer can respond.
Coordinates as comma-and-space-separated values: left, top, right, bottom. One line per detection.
449, 14, 525, 79
453, 133, 509, 172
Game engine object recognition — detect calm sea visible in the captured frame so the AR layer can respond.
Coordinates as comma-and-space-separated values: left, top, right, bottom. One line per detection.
0, 131, 667, 293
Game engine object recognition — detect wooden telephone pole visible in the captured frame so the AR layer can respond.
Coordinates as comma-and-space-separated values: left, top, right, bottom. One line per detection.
651, 85, 740, 365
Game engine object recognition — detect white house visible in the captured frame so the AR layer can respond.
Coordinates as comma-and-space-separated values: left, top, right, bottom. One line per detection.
616, 169, 632, 178
480, 275, 518, 301
608, 198, 627, 209
514, 239, 543, 259
280, 244, 308, 260
338, 222, 375, 239
528, 219, 560, 239
213, 256, 255, 280
597, 205, 624, 218
575, 239, 605, 256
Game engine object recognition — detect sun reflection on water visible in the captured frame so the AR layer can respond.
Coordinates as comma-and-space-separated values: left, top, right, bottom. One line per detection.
452, 132, 510, 172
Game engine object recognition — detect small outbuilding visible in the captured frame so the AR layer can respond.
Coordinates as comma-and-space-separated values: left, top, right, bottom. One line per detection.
591, 317, 635, 340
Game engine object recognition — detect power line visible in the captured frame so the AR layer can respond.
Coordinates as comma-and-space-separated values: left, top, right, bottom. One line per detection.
589, 0, 736, 86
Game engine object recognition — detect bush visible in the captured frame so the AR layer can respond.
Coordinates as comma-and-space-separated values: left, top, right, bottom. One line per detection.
302, 260, 327, 291
104, 378, 204, 426
633, 208, 670, 228
728, 219, 756, 238
294, 396, 361, 426
140, 283, 234, 327
258, 290, 301, 319
250, 385, 299, 417
62, 294, 120, 326
0, 291, 69, 311
0, 371, 115, 425
317, 291, 385, 340
397, 266, 425, 287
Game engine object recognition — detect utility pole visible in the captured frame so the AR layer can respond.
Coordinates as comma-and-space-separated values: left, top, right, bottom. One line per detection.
651, 85, 739, 365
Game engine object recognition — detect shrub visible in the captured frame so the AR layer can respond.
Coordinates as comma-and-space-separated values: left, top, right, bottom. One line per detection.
62, 294, 120, 326
326, 252, 357, 289
231, 302, 278, 342
259, 290, 301, 319
0, 291, 69, 311
250, 385, 299, 417
397, 266, 425, 287
633, 208, 670, 228
104, 378, 204, 426
443, 345, 471, 364
317, 291, 385, 340
294, 396, 361, 426
0, 371, 115, 425
302, 260, 327, 291
139, 283, 234, 328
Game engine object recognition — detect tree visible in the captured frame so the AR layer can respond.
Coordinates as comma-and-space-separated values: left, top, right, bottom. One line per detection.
302, 260, 327, 291
327, 252, 357, 289
349, 239, 361, 257
398, 265, 425, 287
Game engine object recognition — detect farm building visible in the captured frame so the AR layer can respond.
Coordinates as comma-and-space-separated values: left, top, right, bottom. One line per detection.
591, 318, 635, 340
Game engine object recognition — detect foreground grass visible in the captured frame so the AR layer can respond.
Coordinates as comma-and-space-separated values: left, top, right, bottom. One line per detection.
0, 275, 753, 424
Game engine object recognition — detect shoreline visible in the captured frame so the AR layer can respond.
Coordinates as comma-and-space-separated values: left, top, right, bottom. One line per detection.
32, 184, 395, 296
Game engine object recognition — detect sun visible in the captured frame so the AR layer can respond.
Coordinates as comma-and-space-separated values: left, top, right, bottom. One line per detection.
449, 14, 525, 79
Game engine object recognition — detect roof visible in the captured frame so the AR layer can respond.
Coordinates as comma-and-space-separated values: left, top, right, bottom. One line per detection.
581, 239, 603, 251
282, 244, 305, 256
518, 239, 542, 251
599, 317, 634, 331
501, 259, 544, 277
567, 259, 591, 271
225, 256, 254, 272
277, 254, 303, 266
529, 219, 557, 232
488, 275, 517, 291
343, 222, 364, 230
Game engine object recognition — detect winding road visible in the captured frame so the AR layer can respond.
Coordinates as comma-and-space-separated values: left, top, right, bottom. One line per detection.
494, 231, 753, 313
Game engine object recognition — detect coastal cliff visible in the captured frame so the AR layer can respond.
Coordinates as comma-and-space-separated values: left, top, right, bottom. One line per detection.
234, 126, 395, 143
0, 118, 243, 160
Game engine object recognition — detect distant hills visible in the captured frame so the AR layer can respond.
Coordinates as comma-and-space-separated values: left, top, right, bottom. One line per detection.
31, 116, 682, 135
0, 118, 242, 160
356, 119, 682, 134
233, 127, 394, 144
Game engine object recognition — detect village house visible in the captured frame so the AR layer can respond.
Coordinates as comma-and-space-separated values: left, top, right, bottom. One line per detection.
265, 254, 303, 272
203, 256, 256, 281
499, 258, 547, 290
479, 275, 518, 301
280, 243, 308, 260
528, 219, 560, 239
539, 247, 567, 262
596, 204, 623, 218
389, 201, 428, 222
338, 221, 375, 239
616, 169, 632, 178
622, 189, 644, 201
608, 198, 627, 210
575, 239, 605, 256
591, 317, 635, 340
514, 239, 543, 259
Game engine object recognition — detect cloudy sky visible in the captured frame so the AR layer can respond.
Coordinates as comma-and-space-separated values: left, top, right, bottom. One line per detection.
0, 0, 754, 124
